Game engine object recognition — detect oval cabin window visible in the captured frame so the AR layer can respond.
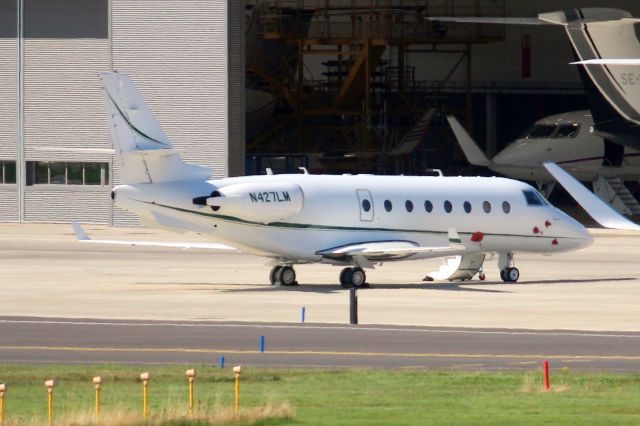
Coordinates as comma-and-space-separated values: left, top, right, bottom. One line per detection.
444, 200, 452, 213
384, 200, 393, 212
405, 200, 413, 212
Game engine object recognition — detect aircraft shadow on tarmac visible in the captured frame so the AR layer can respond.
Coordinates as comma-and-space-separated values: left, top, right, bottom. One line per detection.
215, 277, 636, 294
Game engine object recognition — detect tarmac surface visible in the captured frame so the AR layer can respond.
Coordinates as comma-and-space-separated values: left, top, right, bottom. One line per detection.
1, 223, 640, 370
1, 317, 639, 371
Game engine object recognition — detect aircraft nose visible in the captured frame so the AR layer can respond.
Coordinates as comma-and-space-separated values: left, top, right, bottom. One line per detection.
559, 215, 594, 250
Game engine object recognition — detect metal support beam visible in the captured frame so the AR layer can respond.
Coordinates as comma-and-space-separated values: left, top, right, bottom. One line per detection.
465, 44, 473, 134
485, 93, 497, 157
17, 0, 24, 222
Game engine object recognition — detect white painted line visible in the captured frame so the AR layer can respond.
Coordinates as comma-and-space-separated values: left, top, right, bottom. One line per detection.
0, 318, 637, 339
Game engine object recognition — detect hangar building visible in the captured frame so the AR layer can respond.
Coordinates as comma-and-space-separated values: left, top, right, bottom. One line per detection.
0, 0, 244, 225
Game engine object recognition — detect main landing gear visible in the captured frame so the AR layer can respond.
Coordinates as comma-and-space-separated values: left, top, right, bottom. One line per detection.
339, 267, 368, 288
269, 265, 298, 287
498, 252, 520, 283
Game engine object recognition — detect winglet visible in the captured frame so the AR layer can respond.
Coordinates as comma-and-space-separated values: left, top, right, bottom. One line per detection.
447, 228, 465, 249
542, 161, 640, 230
71, 221, 91, 241
446, 116, 492, 166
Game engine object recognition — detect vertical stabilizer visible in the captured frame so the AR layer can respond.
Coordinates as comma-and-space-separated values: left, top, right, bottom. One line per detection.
100, 72, 211, 184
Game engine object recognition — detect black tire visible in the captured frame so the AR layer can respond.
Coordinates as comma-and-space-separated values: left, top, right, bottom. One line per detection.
277, 266, 296, 286
507, 267, 520, 283
500, 269, 509, 282
339, 267, 352, 287
350, 267, 366, 287
269, 266, 282, 285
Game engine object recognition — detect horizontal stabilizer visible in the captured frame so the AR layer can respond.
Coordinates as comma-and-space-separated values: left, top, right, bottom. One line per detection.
542, 162, 640, 230
34, 147, 115, 155
71, 222, 239, 250
571, 59, 640, 66
426, 16, 545, 25
446, 116, 492, 166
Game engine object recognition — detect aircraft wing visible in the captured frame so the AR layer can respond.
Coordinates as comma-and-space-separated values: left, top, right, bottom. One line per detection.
542, 162, 640, 230
317, 228, 478, 263
71, 222, 239, 251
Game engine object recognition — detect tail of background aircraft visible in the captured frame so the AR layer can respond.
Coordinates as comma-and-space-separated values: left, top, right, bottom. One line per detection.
446, 116, 492, 166
429, 8, 640, 150
100, 72, 211, 184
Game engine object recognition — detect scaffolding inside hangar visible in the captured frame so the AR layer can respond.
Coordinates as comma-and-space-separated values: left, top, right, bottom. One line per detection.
245, 0, 506, 174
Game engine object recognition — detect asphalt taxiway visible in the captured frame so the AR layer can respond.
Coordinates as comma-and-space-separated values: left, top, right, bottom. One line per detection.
1, 317, 639, 371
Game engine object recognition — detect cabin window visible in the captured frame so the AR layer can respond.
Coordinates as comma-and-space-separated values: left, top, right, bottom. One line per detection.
463, 201, 472, 213
444, 200, 452, 213
362, 199, 371, 212
523, 124, 556, 139
502, 201, 511, 214
483, 201, 491, 213
424, 200, 433, 213
384, 200, 392, 212
405, 200, 413, 212
523, 190, 548, 206
553, 123, 580, 138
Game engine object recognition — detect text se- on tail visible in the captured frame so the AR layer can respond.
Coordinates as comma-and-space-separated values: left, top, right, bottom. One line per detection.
100, 72, 211, 184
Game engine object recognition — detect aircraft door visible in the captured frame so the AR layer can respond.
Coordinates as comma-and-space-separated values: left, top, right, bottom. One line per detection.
356, 189, 374, 222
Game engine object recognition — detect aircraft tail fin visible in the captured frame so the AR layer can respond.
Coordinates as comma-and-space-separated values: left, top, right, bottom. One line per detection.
100, 72, 211, 184
446, 116, 492, 166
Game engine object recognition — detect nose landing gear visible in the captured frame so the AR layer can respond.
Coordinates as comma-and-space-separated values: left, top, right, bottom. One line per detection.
498, 252, 520, 283
339, 267, 368, 288
269, 265, 298, 286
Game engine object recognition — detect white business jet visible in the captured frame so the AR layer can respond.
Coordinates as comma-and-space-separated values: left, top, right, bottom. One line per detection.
448, 111, 640, 216
427, 8, 640, 151
78, 72, 592, 286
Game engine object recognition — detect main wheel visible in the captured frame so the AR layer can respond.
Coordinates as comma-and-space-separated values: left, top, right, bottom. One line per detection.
339, 267, 353, 288
349, 267, 366, 287
500, 269, 507, 282
277, 266, 297, 286
506, 267, 520, 283
269, 266, 282, 285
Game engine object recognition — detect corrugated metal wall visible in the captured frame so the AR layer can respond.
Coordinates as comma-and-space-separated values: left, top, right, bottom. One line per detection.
23, 0, 112, 222
111, 0, 240, 177
0, 0, 243, 224
0, 1, 19, 221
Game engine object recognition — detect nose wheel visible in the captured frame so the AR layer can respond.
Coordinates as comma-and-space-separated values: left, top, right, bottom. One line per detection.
269, 265, 298, 286
498, 252, 520, 283
500, 267, 520, 283
339, 267, 367, 288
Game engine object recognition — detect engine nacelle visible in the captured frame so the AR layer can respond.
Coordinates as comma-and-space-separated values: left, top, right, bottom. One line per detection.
205, 182, 304, 223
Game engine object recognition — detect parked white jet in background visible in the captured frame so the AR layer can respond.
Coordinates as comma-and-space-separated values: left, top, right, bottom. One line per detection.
79, 72, 593, 286
428, 8, 640, 151
449, 111, 640, 216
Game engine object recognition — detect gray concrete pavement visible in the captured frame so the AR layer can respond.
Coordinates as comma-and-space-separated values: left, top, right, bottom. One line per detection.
0, 224, 639, 330
0, 317, 639, 371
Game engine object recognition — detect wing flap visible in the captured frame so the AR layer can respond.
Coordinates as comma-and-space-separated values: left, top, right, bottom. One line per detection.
318, 229, 475, 261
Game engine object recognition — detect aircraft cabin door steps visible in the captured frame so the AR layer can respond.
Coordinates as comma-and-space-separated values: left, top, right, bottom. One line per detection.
425, 253, 486, 281
593, 175, 640, 216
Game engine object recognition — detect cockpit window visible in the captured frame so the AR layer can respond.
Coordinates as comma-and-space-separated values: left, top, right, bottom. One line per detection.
521, 124, 556, 139
553, 123, 580, 139
523, 189, 549, 206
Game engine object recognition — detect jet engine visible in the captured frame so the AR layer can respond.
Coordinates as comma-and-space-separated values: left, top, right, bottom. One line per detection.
197, 182, 304, 223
